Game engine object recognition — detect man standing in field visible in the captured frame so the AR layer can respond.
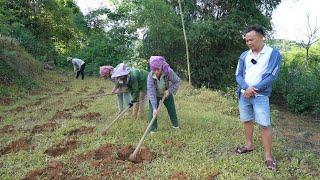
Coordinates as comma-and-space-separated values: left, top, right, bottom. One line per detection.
235, 26, 282, 171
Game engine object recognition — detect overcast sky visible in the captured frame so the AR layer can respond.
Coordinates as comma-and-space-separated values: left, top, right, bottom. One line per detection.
75, 0, 320, 41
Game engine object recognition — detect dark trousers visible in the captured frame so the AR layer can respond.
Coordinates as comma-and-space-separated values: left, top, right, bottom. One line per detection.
76, 63, 85, 80
147, 94, 179, 131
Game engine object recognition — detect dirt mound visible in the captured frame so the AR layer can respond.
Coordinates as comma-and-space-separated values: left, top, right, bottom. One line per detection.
63, 102, 88, 112
65, 126, 95, 137
137, 146, 155, 162
205, 170, 219, 180
71, 144, 155, 176
72, 144, 116, 164
0, 98, 13, 105
73, 102, 88, 110
23, 161, 72, 180
116, 145, 156, 163
309, 133, 320, 142
169, 172, 189, 180
117, 145, 135, 161
94, 144, 117, 160
15, 106, 26, 112
0, 137, 34, 156
120, 145, 155, 163
44, 139, 77, 157
31, 122, 59, 134
50, 111, 72, 121
79, 112, 101, 121
0, 125, 15, 134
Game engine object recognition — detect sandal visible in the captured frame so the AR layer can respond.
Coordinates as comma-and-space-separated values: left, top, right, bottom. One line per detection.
266, 160, 277, 171
235, 146, 254, 154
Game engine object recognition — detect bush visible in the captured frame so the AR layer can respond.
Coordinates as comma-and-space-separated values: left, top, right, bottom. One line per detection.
273, 58, 320, 116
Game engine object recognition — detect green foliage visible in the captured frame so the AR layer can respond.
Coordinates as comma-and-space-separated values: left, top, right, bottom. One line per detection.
125, 57, 149, 71
118, 0, 281, 89
76, 27, 135, 76
0, 0, 135, 76
273, 41, 320, 116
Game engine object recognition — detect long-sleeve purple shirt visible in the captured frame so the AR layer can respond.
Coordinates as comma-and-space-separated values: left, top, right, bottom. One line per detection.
147, 68, 180, 110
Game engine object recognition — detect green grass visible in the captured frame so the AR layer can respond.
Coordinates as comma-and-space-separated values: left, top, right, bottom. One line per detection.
0, 74, 319, 179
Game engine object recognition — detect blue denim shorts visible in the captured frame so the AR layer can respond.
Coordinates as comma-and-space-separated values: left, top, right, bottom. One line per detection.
238, 94, 271, 127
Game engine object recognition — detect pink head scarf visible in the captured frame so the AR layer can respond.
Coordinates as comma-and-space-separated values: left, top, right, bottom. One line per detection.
149, 56, 170, 74
99, 66, 113, 77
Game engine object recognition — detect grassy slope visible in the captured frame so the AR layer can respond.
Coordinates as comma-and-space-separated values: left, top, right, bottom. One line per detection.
0, 74, 319, 179
0, 36, 43, 101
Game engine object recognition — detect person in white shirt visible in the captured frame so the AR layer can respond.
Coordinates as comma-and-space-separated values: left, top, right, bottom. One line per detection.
67, 57, 86, 80
235, 26, 282, 171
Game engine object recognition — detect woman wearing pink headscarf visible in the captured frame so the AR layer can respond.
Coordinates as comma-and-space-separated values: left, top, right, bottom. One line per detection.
147, 56, 180, 133
100, 65, 131, 113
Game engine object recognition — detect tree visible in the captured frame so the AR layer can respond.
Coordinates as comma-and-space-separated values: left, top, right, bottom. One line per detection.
296, 13, 320, 64
121, 0, 281, 89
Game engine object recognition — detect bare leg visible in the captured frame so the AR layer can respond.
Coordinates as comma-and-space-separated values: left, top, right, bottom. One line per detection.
244, 121, 254, 149
261, 126, 273, 160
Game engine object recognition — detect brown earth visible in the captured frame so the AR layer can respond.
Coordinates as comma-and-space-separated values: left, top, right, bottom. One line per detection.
117, 145, 134, 161
70, 143, 155, 177
44, 139, 77, 157
31, 122, 59, 134
309, 133, 320, 142
23, 161, 72, 180
0, 137, 34, 156
50, 111, 72, 121
169, 172, 189, 180
116, 145, 155, 163
0, 125, 15, 134
15, 106, 26, 112
0, 98, 13, 105
79, 112, 101, 121
8, 106, 26, 113
63, 102, 88, 112
72, 144, 117, 164
205, 170, 219, 180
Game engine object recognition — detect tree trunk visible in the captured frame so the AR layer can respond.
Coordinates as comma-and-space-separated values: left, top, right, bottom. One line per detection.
306, 47, 309, 64
178, 0, 191, 85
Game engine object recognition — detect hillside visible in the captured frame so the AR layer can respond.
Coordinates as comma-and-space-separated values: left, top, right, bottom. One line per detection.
0, 74, 319, 179
0, 36, 43, 103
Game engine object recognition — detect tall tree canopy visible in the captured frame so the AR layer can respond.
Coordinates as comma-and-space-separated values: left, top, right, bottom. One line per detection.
119, 0, 281, 88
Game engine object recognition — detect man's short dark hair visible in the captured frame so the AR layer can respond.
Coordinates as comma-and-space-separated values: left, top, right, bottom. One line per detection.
245, 26, 265, 36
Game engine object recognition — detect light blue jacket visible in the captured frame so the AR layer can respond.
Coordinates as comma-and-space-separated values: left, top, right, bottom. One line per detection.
235, 48, 282, 97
